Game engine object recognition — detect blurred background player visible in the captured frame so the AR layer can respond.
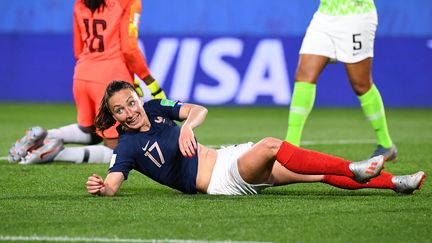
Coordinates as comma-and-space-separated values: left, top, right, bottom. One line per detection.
8, 0, 166, 164
284, 0, 397, 161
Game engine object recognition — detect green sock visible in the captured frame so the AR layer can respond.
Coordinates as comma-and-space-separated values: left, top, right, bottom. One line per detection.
285, 82, 316, 146
358, 84, 393, 148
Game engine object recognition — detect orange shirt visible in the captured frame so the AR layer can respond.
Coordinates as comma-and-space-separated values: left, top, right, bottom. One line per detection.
73, 0, 151, 83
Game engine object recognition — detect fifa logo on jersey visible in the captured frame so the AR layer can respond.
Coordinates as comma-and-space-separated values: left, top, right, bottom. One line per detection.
142, 141, 165, 168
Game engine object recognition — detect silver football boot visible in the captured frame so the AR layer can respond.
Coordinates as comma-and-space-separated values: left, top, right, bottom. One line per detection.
371, 144, 398, 161
8, 126, 48, 163
19, 138, 64, 165
349, 155, 384, 183
392, 171, 426, 194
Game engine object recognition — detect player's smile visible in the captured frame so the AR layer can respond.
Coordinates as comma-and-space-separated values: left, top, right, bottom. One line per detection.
125, 113, 141, 128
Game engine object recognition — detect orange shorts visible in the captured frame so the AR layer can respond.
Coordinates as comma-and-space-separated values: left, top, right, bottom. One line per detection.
73, 78, 132, 139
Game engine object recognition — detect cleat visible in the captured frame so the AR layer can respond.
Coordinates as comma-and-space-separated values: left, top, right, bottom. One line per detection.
349, 155, 384, 183
392, 171, 426, 194
19, 138, 64, 165
371, 144, 398, 161
8, 126, 48, 163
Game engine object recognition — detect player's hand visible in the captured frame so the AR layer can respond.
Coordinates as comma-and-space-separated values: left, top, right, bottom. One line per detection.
133, 78, 144, 97
86, 174, 105, 196
179, 124, 197, 158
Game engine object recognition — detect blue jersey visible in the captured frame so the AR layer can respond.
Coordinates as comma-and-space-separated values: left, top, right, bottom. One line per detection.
109, 99, 198, 194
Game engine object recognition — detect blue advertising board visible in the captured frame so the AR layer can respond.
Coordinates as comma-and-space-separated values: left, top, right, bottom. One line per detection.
0, 0, 431, 106
0, 35, 431, 107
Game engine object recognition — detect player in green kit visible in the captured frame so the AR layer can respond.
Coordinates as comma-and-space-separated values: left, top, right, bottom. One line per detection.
285, 0, 397, 161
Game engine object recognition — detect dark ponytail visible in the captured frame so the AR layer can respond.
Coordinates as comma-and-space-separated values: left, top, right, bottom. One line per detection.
82, 0, 106, 13
95, 80, 136, 132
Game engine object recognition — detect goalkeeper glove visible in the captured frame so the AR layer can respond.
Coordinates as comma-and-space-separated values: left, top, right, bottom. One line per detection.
148, 80, 167, 99
133, 78, 144, 97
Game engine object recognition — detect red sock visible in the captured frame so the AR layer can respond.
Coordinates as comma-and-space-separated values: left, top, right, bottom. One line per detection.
323, 171, 395, 190
276, 141, 354, 177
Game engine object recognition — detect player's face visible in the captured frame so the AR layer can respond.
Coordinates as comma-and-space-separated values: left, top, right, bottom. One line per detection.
108, 89, 146, 131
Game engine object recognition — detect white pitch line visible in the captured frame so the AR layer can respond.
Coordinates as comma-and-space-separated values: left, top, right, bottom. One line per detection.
300, 138, 375, 145
0, 156, 9, 161
0, 235, 272, 243
206, 138, 376, 148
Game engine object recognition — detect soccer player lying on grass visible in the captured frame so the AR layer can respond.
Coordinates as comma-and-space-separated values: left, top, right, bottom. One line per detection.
86, 81, 426, 196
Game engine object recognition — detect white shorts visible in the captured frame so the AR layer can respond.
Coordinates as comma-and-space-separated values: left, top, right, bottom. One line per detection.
300, 11, 378, 63
206, 142, 273, 195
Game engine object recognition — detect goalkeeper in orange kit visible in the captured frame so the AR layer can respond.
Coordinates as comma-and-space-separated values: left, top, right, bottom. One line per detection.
8, 0, 166, 165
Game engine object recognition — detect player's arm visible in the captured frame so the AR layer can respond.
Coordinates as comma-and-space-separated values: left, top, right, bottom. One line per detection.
73, 11, 84, 59
119, 0, 153, 83
178, 104, 208, 157
86, 172, 124, 196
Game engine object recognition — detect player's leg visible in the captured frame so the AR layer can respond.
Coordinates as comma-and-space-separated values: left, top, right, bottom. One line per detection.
37, 79, 116, 164
285, 54, 327, 146
21, 127, 116, 164
237, 138, 322, 186
20, 126, 115, 164
237, 138, 282, 184
335, 11, 396, 161
18, 127, 114, 164
345, 59, 396, 160
237, 138, 383, 185
49, 80, 118, 163
270, 162, 323, 185
40, 126, 115, 164
20, 141, 113, 164
275, 140, 384, 183
285, 12, 335, 146
8, 78, 100, 163
8, 125, 102, 163
47, 124, 102, 145
46, 79, 101, 144
322, 171, 426, 194
52, 144, 113, 164
345, 58, 372, 95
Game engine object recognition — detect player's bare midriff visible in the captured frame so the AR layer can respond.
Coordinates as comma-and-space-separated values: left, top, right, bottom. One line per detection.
196, 144, 218, 193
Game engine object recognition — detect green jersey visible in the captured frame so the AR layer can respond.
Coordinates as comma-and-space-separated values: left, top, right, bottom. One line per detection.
318, 0, 376, 15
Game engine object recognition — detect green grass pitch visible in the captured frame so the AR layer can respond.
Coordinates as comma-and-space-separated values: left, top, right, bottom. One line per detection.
0, 103, 431, 242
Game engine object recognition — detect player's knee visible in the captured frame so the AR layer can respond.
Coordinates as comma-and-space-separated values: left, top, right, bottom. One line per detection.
295, 60, 323, 83
258, 137, 283, 153
295, 68, 317, 83
351, 81, 372, 96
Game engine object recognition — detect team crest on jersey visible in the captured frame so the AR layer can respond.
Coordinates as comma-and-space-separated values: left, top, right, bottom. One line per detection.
154, 116, 166, 124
